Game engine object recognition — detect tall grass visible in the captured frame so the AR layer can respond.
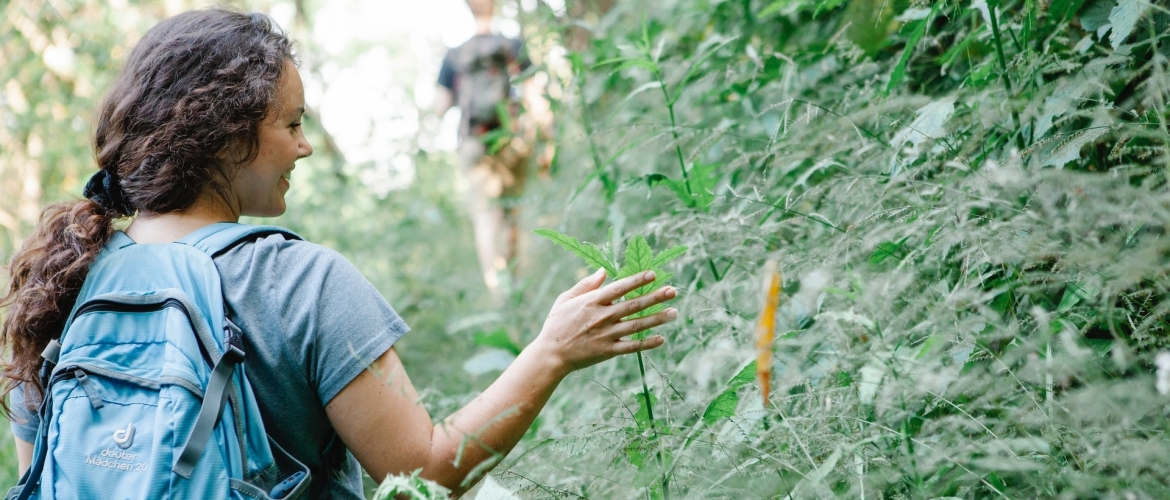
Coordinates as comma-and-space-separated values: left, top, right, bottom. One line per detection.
483, 0, 1170, 498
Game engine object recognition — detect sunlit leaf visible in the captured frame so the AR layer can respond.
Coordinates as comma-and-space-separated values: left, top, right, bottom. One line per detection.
618, 235, 653, 279
533, 228, 618, 276
1108, 0, 1150, 49
650, 245, 688, 269
701, 390, 739, 424
472, 328, 521, 355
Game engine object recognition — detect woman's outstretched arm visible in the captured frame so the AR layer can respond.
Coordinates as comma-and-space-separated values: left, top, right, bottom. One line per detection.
326, 269, 677, 496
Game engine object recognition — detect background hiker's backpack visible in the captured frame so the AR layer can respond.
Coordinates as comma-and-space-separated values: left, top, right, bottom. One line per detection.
10, 223, 311, 500
451, 34, 519, 139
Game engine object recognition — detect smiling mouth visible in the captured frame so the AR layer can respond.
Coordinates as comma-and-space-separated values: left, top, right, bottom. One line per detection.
282, 170, 292, 181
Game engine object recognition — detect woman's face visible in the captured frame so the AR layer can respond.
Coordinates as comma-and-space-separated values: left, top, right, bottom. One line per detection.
232, 59, 313, 217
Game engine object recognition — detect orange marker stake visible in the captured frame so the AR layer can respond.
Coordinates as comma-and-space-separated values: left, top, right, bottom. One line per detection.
756, 260, 782, 407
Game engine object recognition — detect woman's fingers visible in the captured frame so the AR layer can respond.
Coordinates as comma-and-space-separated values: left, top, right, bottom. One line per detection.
555, 268, 606, 306
593, 271, 657, 304
607, 308, 678, 339
612, 335, 666, 355
610, 285, 676, 320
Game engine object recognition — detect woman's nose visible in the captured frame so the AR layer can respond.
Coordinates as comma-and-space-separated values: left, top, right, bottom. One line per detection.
298, 137, 313, 159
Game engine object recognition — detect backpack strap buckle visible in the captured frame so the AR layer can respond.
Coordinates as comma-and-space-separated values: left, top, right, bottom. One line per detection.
40, 340, 61, 365
222, 344, 245, 364
38, 340, 62, 388
222, 318, 245, 364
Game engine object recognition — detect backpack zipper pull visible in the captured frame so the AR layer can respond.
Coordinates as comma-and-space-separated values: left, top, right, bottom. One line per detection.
74, 369, 104, 410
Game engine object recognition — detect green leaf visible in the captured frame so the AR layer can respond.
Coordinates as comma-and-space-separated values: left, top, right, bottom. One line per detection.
533, 228, 618, 276
673, 37, 738, 102
472, 328, 521, 355
628, 304, 669, 326
1048, 0, 1087, 24
688, 162, 720, 211
648, 164, 720, 210
631, 390, 659, 431
372, 469, 451, 500
885, 1, 940, 94
626, 271, 676, 325
592, 55, 661, 74
701, 390, 740, 424
1079, 0, 1114, 32
618, 235, 654, 279
1039, 128, 1109, 168
758, 1, 787, 18
650, 245, 688, 269
869, 241, 904, 264
915, 336, 941, 359
625, 441, 646, 468
1057, 282, 1097, 313
700, 361, 757, 424
837, 370, 853, 387
813, 0, 847, 17
627, 271, 674, 302
1083, 337, 1114, 357
1108, 0, 1150, 50
727, 360, 757, 390
648, 174, 692, 206
616, 58, 662, 73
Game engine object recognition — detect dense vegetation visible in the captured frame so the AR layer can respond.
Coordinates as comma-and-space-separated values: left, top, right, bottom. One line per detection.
4, 0, 1170, 498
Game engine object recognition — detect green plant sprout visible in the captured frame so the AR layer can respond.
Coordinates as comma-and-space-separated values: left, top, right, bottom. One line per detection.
534, 228, 686, 499
372, 469, 450, 500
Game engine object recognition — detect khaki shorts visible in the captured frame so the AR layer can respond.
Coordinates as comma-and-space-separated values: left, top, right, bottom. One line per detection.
458, 136, 531, 200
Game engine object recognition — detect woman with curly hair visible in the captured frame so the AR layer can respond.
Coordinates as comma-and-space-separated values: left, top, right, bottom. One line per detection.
1, 9, 676, 498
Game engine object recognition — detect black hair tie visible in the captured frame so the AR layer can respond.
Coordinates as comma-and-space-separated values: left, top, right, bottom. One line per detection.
83, 169, 135, 216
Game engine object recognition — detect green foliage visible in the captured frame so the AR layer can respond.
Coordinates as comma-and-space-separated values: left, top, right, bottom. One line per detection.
499, 0, 1170, 498
531, 228, 618, 276
535, 228, 686, 322
1107, 0, 1151, 50
646, 162, 720, 210
700, 360, 756, 424
371, 469, 450, 500
472, 328, 521, 355
536, 227, 686, 496
885, 0, 940, 94
7, 0, 1170, 498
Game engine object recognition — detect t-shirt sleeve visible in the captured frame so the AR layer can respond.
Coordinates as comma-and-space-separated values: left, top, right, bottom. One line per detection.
272, 241, 410, 406
9, 383, 40, 443
437, 53, 456, 91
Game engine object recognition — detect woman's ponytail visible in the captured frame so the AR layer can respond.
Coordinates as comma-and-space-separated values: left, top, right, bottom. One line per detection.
0, 197, 117, 417
1, 7, 294, 419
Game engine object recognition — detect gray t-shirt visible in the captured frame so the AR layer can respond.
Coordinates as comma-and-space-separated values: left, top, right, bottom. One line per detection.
11, 233, 409, 499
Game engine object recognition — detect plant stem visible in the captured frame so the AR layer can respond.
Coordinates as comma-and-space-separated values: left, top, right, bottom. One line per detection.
636, 351, 669, 499
657, 75, 693, 198
987, 1, 1024, 147
987, 2, 1012, 96
576, 72, 616, 201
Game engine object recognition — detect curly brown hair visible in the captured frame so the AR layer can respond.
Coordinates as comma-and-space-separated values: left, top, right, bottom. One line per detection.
0, 9, 294, 418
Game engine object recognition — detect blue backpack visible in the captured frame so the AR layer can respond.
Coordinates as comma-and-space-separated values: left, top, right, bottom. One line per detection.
10, 223, 311, 500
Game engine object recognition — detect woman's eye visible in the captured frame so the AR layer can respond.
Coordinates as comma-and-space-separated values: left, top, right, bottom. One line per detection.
290, 122, 302, 129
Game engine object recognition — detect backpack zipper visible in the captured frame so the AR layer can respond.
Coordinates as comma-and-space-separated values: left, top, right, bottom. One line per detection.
71, 298, 214, 368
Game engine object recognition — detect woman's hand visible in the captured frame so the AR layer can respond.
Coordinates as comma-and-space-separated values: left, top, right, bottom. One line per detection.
531, 269, 679, 376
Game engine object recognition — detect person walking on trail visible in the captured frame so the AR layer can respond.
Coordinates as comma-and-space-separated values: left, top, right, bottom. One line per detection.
434, 0, 553, 294
0, 9, 674, 499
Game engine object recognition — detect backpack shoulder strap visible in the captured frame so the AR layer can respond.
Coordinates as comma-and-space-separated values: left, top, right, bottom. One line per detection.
176, 222, 303, 258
